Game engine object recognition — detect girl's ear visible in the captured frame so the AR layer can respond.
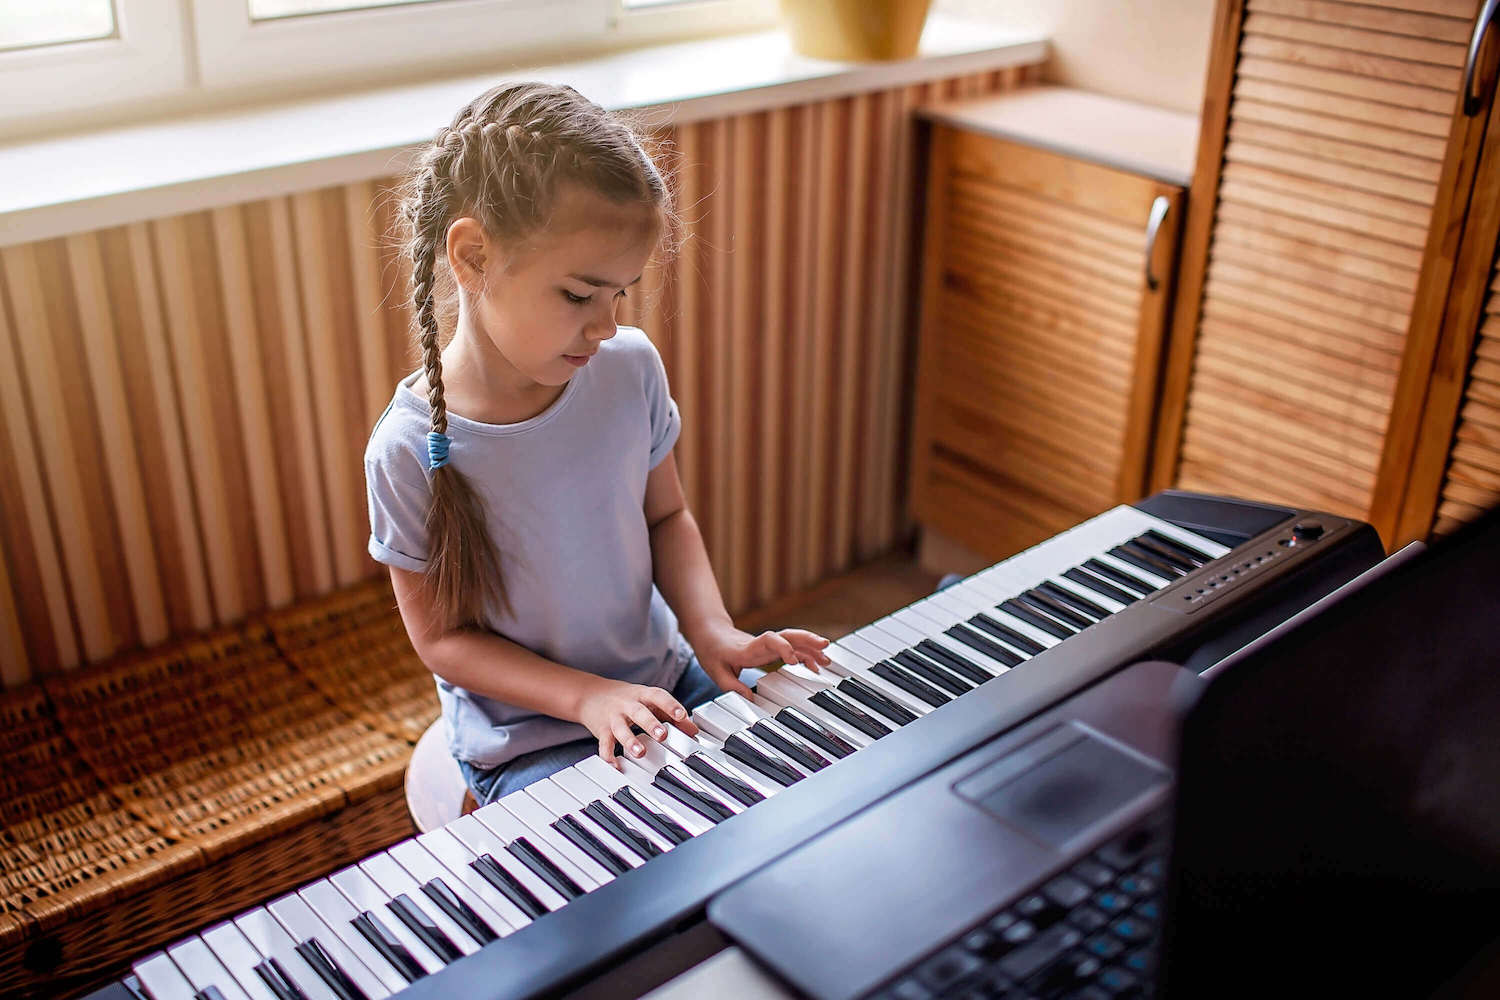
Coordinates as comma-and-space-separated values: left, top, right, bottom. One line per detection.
446, 216, 490, 293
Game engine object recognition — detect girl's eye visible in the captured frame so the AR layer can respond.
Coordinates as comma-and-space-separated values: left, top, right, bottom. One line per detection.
562, 290, 591, 305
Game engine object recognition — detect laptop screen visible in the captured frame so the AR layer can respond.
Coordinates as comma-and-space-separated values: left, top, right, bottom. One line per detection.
1159, 507, 1500, 997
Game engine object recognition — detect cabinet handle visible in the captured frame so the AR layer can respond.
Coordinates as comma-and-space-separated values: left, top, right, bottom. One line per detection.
1464, 0, 1499, 116
1143, 196, 1170, 292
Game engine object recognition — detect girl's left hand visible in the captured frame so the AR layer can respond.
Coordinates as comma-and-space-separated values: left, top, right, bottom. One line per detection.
694, 624, 833, 699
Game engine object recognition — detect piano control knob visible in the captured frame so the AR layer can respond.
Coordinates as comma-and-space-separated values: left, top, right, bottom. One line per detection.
1292, 521, 1325, 542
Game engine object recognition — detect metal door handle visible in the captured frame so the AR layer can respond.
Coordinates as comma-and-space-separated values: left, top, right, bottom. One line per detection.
1464, 0, 1499, 116
1144, 196, 1170, 292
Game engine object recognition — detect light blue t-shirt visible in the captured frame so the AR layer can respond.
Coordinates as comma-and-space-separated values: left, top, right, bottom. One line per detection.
364, 327, 690, 768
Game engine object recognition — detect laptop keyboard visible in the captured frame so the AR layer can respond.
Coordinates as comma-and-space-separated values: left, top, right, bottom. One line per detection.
866, 817, 1166, 1000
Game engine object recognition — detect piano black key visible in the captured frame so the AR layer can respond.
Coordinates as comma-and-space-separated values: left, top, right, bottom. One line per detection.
1035, 581, 1110, 620
721, 735, 803, 787
1110, 543, 1182, 580
809, 690, 893, 739
1142, 527, 1212, 566
254, 957, 309, 1000
1001, 598, 1077, 640
388, 894, 463, 964
965, 614, 1045, 656
1084, 557, 1156, 596
893, 649, 974, 694
1022, 589, 1095, 630
915, 639, 997, 683
421, 877, 498, 945
1132, 534, 1198, 573
193, 988, 228, 1000
612, 787, 692, 845
470, 854, 548, 920
294, 937, 370, 1000
838, 676, 920, 725
124, 976, 151, 1000
84, 984, 145, 1000
505, 838, 586, 901
582, 801, 662, 860
552, 815, 632, 877
352, 911, 427, 983
952, 620, 1030, 665
749, 720, 829, 771
1063, 566, 1138, 605
871, 660, 950, 707
775, 706, 857, 758
653, 767, 734, 823
680, 752, 766, 802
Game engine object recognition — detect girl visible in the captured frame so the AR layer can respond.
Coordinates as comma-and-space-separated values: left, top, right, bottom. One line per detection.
364, 82, 832, 806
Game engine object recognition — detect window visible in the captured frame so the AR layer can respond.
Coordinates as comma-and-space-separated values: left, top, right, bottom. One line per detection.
0, 1, 116, 53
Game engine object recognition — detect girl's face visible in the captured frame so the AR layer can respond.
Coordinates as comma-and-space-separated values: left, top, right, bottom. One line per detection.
455, 183, 658, 395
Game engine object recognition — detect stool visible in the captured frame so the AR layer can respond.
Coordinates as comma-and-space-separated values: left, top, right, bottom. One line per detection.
404, 720, 474, 833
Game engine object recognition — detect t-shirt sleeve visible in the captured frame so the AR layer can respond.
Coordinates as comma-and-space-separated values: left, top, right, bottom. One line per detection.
365, 442, 431, 573
642, 334, 682, 469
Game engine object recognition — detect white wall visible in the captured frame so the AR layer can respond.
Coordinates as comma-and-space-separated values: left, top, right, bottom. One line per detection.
936, 0, 1214, 116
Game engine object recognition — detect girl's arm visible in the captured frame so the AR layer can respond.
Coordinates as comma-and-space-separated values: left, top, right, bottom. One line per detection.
390, 565, 698, 765
646, 452, 831, 694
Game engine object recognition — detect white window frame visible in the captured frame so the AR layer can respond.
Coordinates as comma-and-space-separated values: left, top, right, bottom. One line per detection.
0, 0, 189, 126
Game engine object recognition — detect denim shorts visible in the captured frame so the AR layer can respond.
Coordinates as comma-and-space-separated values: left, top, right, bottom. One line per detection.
457, 656, 737, 806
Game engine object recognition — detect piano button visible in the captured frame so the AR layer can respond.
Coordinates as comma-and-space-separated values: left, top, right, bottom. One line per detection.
749, 720, 829, 771
267, 895, 390, 999
491, 796, 613, 888
387, 840, 512, 938
133, 952, 198, 1000
1108, 544, 1181, 581
967, 613, 1048, 656
869, 660, 950, 707
684, 751, 771, 802
720, 734, 804, 787
582, 800, 662, 860
348, 913, 425, 984
809, 690, 892, 739
202, 922, 288, 1000
234, 910, 340, 1000
551, 815, 632, 876
914, 639, 995, 684
946, 623, 1025, 668
1035, 581, 1110, 620
1001, 598, 1076, 640
413, 827, 533, 928
837, 676, 919, 725
1141, 527, 1212, 566
1021, 589, 1094, 630
573, 755, 714, 837
1131, 534, 1198, 573
296, 881, 420, 991
1082, 558, 1156, 597
422, 815, 566, 912
652, 766, 734, 823
168, 938, 255, 1000
892, 649, 974, 693
359, 854, 479, 957
773, 706, 856, 758
611, 785, 694, 845
1062, 566, 1137, 606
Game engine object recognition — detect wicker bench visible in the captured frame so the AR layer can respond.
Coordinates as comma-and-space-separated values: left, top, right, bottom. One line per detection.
0, 577, 439, 1000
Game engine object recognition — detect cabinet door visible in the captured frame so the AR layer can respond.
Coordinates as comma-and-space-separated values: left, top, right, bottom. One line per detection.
910, 126, 1183, 560
1153, 0, 1484, 529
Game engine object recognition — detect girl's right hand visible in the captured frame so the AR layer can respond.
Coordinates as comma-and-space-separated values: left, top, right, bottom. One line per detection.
577, 681, 700, 768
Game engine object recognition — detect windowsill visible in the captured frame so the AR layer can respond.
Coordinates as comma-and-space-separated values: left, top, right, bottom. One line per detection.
0, 15, 1045, 249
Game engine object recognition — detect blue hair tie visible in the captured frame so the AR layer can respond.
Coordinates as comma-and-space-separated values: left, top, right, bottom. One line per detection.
427, 431, 451, 470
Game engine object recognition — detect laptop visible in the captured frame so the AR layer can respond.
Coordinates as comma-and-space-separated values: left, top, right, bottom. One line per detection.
707, 507, 1500, 1000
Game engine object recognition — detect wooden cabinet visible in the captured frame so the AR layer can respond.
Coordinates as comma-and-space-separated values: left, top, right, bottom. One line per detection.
909, 89, 1196, 561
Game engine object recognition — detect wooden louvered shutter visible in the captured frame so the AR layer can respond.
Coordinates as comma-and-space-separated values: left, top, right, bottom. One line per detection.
1154, 0, 1484, 527
1436, 303, 1500, 531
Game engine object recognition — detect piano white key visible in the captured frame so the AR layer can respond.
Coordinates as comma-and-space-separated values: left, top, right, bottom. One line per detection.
691, 701, 748, 742
499, 787, 617, 885
1092, 550, 1173, 589
360, 852, 481, 957
133, 952, 196, 1000
659, 714, 783, 797
442, 813, 570, 910
478, 798, 608, 889
200, 922, 279, 1000
917, 630, 1014, 677
266, 892, 392, 999
167, 935, 254, 1000
1131, 513, 1231, 560
869, 615, 929, 648
752, 673, 875, 748
386, 838, 516, 936
965, 603, 1066, 650
620, 751, 747, 818
713, 690, 773, 724
549, 767, 676, 855
1046, 575, 1128, 614
832, 633, 898, 667
302, 875, 444, 983
892, 601, 958, 633
416, 825, 540, 925
525, 779, 649, 868
572, 754, 715, 837
747, 692, 788, 717
233, 909, 340, 1000
690, 706, 808, 784
785, 656, 932, 718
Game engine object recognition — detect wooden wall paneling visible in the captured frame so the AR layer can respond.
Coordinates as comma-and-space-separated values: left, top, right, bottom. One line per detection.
65, 232, 169, 648
833, 93, 873, 568
124, 222, 215, 633
211, 206, 295, 609
709, 118, 735, 610
673, 123, 702, 525
728, 112, 760, 613
857, 88, 899, 560
908, 121, 953, 535
756, 107, 790, 607
344, 181, 396, 426
787, 104, 818, 592
1, 243, 119, 662
803, 99, 841, 584
0, 537, 26, 686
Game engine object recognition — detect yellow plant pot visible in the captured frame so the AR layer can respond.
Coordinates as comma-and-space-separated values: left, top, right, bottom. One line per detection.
779, 0, 935, 62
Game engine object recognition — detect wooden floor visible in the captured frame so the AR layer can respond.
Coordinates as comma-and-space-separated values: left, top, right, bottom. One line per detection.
734, 548, 941, 643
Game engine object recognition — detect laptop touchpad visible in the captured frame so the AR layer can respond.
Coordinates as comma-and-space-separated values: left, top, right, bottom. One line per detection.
956, 724, 1168, 848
